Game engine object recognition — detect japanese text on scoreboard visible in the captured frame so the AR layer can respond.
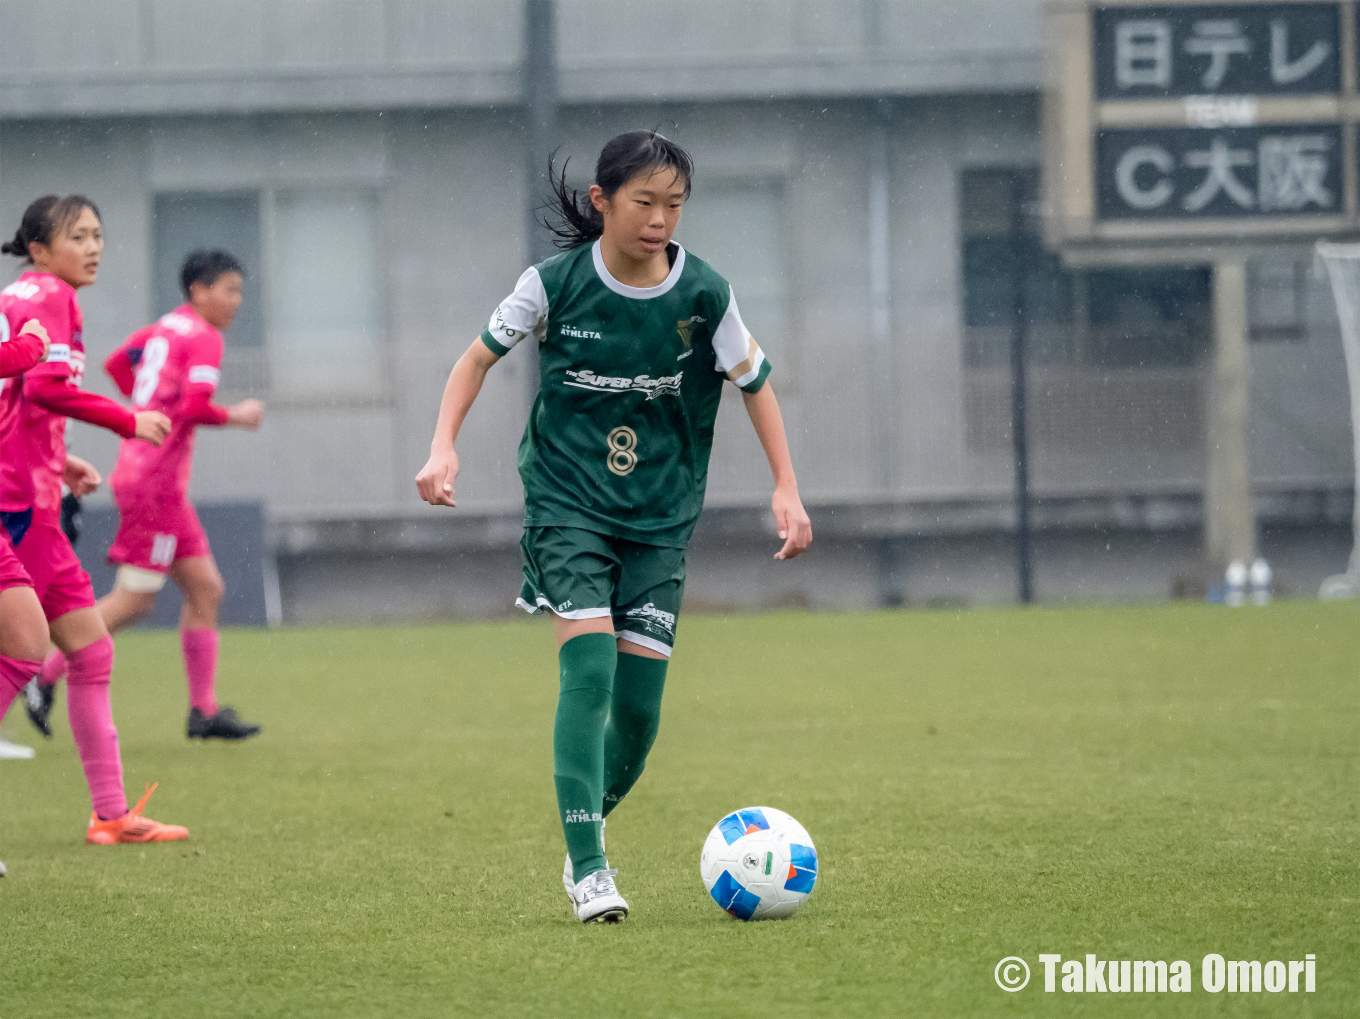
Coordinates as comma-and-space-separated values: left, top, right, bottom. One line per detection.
1044, 1, 1360, 251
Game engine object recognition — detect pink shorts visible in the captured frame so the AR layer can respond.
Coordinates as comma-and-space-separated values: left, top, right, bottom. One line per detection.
108, 497, 211, 573
0, 528, 33, 592
12, 515, 96, 621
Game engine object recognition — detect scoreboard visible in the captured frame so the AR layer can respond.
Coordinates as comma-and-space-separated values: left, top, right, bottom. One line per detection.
1045, 0, 1360, 257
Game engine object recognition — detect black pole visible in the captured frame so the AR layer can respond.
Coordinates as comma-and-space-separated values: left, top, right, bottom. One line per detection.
523, 0, 558, 266
522, 0, 557, 410
1009, 173, 1035, 605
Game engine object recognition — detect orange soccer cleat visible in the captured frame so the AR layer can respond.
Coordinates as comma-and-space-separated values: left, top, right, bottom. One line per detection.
85, 783, 189, 845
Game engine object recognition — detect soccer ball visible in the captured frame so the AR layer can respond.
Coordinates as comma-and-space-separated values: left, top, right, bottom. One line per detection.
700, 806, 817, 921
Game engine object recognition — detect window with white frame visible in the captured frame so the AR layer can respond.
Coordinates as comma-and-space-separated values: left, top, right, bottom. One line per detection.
152, 186, 384, 399
269, 189, 384, 398
1247, 256, 1308, 342
676, 179, 789, 362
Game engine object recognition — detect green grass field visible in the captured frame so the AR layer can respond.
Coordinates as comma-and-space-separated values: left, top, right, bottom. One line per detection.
1, 603, 1357, 1017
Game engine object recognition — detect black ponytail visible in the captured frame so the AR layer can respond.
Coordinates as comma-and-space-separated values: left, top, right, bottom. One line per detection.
2, 194, 102, 262
542, 130, 694, 250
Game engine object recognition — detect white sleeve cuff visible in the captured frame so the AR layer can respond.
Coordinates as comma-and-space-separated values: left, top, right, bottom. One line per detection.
711, 287, 766, 385
188, 365, 221, 388
486, 267, 549, 352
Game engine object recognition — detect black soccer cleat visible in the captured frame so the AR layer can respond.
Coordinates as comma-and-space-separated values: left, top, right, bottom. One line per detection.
23, 679, 55, 738
187, 706, 262, 741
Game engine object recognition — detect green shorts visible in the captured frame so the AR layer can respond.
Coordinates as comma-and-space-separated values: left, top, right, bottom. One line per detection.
517, 526, 686, 657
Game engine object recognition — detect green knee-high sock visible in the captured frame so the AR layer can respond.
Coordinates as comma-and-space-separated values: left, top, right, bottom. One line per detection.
602, 652, 669, 817
554, 633, 617, 884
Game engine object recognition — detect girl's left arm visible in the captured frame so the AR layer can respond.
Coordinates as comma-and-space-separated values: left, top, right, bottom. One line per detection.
741, 382, 812, 560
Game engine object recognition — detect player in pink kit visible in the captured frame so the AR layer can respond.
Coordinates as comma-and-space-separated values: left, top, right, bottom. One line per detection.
29, 250, 265, 740
0, 290, 53, 870
0, 194, 188, 845
0, 314, 51, 672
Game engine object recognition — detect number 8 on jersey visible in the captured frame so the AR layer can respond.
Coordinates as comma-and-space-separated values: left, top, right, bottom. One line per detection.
606, 425, 638, 477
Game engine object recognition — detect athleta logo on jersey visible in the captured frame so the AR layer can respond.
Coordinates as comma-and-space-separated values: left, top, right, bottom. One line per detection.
563, 809, 603, 824
564, 369, 683, 400
559, 324, 603, 340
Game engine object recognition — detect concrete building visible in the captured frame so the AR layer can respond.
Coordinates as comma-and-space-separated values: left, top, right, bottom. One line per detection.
0, 0, 1351, 621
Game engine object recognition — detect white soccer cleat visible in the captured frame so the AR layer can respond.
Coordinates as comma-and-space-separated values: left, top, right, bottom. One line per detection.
0, 738, 35, 760
570, 868, 629, 924
563, 818, 607, 902
0, 858, 6, 877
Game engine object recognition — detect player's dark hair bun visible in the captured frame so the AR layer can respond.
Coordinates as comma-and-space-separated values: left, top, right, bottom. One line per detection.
543, 130, 694, 251
2, 194, 101, 263
0, 229, 28, 258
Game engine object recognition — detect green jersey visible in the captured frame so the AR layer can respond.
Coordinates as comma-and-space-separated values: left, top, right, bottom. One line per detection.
480, 240, 771, 548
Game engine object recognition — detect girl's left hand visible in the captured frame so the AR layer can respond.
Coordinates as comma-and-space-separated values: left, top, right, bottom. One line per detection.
415, 447, 460, 507
63, 454, 102, 498
772, 485, 812, 560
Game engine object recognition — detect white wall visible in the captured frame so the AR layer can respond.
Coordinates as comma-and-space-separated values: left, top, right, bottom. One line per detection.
0, 0, 1043, 117
0, 96, 1352, 529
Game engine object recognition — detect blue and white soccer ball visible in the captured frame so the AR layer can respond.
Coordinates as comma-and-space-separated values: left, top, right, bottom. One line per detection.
700, 806, 817, 921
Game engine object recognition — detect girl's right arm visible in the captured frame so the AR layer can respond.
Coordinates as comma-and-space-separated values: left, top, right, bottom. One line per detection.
21, 304, 170, 444
24, 374, 170, 444
0, 320, 49, 377
414, 338, 502, 507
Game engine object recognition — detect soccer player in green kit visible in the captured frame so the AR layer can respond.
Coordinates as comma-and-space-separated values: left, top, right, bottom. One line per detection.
416, 131, 812, 923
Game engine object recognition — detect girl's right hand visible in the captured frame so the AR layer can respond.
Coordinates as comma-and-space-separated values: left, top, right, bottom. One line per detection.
228, 399, 265, 431
416, 447, 459, 507
18, 319, 50, 361
133, 410, 172, 446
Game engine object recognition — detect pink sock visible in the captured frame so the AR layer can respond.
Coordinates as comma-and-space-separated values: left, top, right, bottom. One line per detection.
66, 636, 128, 821
181, 628, 219, 715
39, 647, 67, 687
0, 654, 42, 719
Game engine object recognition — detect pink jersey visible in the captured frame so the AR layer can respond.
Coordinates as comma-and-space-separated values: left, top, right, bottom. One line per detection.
0, 272, 86, 516
107, 304, 229, 501
0, 298, 49, 501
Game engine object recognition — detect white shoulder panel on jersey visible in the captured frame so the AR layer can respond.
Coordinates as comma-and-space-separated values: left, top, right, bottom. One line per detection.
710, 287, 766, 388
487, 267, 549, 352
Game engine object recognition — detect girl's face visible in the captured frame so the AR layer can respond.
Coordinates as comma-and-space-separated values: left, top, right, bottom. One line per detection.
591, 167, 688, 263
29, 206, 103, 289
191, 271, 244, 330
